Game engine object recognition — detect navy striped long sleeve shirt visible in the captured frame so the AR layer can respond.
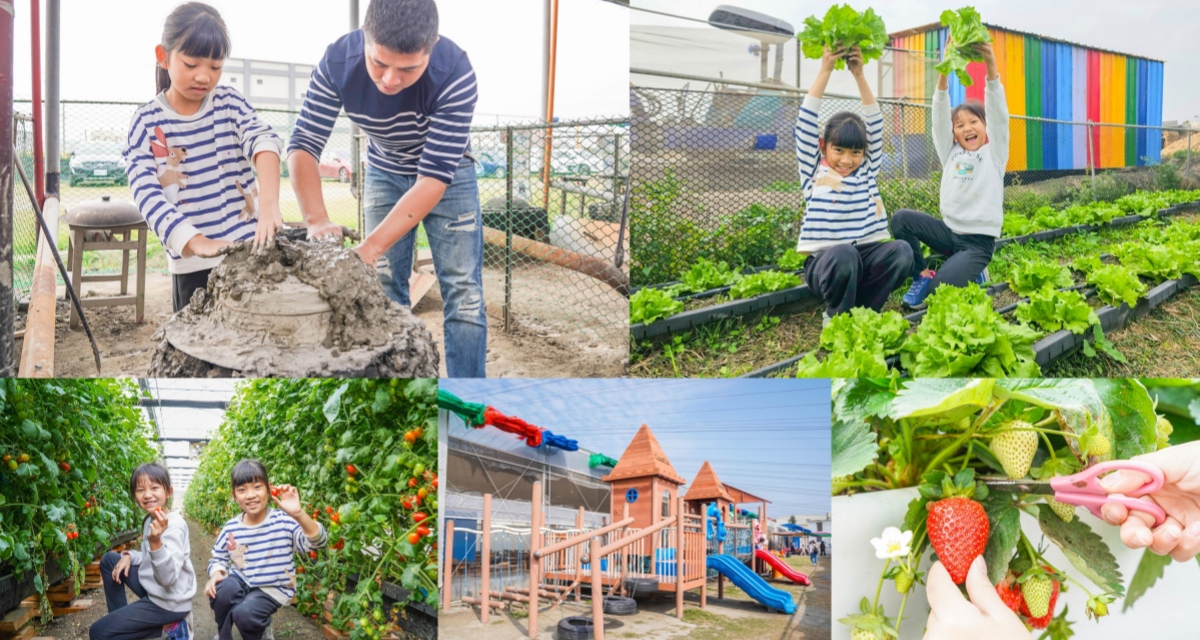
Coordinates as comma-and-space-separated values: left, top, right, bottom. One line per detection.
794, 95, 891, 254
288, 30, 477, 184
208, 508, 328, 604
123, 86, 282, 274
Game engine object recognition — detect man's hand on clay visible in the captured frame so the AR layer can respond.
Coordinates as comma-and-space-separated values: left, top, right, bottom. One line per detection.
307, 219, 344, 243
353, 243, 382, 267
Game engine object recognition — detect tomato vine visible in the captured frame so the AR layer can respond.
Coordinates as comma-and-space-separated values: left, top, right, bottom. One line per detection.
0, 379, 158, 620
183, 378, 437, 639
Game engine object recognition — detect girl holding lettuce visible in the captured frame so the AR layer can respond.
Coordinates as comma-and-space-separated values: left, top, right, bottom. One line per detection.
893, 38, 1009, 309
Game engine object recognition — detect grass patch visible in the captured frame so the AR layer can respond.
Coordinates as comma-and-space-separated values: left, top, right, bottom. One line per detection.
680, 607, 776, 640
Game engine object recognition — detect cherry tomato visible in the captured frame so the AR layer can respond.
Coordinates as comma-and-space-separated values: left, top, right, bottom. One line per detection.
334, 539, 345, 550
296, 566, 305, 574
417, 488, 428, 500
7, 460, 16, 471
413, 427, 423, 438
325, 506, 334, 514
432, 478, 438, 489
310, 551, 318, 560
1, 455, 10, 463
408, 478, 418, 488
413, 512, 427, 523
346, 464, 357, 475
408, 532, 421, 545
373, 610, 383, 622
416, 525, 430, 537
331, 512, 340, 524
17, 453, 29, 463
271, 487, 280, 497
404, 431, 417, 444
402, 499, 412, 510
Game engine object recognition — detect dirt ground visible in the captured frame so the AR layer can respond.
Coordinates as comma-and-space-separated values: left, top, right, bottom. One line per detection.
25, 516, 327, 640
438, 555, 830, 640
18, 266, 627, 378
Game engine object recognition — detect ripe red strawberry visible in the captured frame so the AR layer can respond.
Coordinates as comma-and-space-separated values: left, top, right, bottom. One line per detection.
927, 496, 989, 584
996, 579, 1024, 614
991, 422, 1037, 479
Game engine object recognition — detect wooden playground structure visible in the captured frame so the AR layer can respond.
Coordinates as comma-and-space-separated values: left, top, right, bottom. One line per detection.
442, 424, 804, 640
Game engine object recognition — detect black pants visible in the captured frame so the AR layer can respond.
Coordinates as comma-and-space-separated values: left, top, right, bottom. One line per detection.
211, 574, 282, 640
172, 268, 213, 312
90, 552, 188, 640
803, 241, 914, 316
890, 209, 995, 294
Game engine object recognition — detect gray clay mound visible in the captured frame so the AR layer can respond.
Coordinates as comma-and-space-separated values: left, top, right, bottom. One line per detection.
149, 236, 439, 377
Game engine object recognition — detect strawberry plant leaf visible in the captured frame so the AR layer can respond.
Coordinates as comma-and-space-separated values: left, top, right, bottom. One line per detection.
982, 493, 1021, 585
890, 378, 995, 420
832, 415, 879, 478
902, 495, 930, 558
833, 378, 896, 420
1091, 379, 1157, 460
993, 379, 1106, 441
1122, 549, 1172, 612
1036, 504, 1124, 596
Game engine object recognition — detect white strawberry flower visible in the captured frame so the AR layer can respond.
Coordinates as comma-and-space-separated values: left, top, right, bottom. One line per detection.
870, 526, 913, 559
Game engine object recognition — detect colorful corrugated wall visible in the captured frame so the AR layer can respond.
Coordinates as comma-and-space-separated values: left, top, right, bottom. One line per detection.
888, 26, 1163, 171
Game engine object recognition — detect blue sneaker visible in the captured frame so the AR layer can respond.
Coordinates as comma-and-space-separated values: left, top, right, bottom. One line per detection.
902, 273, 935, 308
974, 267, 990, 286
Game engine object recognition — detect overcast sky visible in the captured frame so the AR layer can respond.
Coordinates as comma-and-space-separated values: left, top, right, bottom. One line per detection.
631, 0, 1200, 123
11, 0, 629, 121
440, 379, 833, 518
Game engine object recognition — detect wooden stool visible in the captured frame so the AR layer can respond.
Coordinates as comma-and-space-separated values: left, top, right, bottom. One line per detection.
62, 196, 147, 330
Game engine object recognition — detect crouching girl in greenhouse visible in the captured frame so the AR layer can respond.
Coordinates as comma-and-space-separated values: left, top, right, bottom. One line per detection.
90, 463, 196, 640
795, 46, 914, 325
204, 460, 327, 640
892, 38, 1009, 309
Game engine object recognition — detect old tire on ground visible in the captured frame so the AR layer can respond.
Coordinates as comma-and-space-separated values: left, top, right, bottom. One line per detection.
602, 595, 636, 615
624, 578, 658, 599
556, 616, 594, 640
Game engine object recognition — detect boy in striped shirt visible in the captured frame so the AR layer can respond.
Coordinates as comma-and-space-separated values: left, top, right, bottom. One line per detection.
288, 0, 486, 377
204, 460, 327, 640
796, 46, 914, 324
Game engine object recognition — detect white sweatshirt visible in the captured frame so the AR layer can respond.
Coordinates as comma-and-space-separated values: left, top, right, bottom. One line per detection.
932, 77, 1010, 237
123, 510, 197, 613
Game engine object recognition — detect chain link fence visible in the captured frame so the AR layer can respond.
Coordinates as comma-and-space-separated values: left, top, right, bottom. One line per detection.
629, 83, 1198, 288
12, 114, 39, 301
10, 100, 630, 346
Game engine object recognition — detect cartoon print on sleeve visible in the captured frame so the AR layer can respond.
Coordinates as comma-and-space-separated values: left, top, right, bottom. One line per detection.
150, 126, 188, 203
226, 532, 248, 569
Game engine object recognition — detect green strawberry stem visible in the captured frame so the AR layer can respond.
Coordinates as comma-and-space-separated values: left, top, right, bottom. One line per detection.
837, 478, 892, 490
873, 558, 893, 612
1038, 431, 1058, 462
922, 400, 1007, 476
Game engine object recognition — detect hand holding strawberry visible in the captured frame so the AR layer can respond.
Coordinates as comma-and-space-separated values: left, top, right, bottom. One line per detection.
923, 557, 1028, 639
270, 483, 304, 517
924, 469, 989, 584
147, 507, 169, 550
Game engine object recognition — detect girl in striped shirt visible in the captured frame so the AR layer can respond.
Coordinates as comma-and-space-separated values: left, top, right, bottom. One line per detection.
124, 3, 284, 312
204, 460, 327, 640
796, 46, 914, 324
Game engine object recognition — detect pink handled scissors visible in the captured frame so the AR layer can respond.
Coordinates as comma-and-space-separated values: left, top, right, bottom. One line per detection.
984, 460, 1167, 527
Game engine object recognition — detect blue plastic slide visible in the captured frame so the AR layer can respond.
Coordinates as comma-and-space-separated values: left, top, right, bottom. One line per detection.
707, 554, 796, 614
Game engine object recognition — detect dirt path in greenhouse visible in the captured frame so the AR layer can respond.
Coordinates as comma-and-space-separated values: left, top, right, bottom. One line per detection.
29, 517, 326, 640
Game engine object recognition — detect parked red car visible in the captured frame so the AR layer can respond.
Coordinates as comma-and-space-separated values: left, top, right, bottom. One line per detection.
319, 150, 353, 183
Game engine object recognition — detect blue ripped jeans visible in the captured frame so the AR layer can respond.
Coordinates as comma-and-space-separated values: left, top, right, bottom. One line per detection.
364, 160, 487, 378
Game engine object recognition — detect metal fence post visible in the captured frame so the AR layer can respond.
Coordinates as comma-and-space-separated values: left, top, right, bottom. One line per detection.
1, 0, 14, 377
504, 126, 514, 333
1086, 121, 1096, 201
1187, 130, 1193, 181
899, 102, 908, 181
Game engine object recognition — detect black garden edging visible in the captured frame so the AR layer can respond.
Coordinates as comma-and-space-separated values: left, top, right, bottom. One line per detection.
342, 574, 437, 640
0, 528, 139, 617
631, 284, 815, 341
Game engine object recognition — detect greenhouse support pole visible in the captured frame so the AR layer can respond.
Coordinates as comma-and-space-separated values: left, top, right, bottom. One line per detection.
528, 480, 542, 639
1086, 121, 1096, 201
0, 0, 14, 378
29, 0, 42, 205
674, 496, 684, 619
480, 493, 492, 624
44, 0, 58, 196
590, 535, 604, 640
442, 519, 453, 611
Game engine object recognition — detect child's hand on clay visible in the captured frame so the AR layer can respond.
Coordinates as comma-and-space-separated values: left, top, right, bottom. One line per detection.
1099, 441, 1200, 562
183, 234, 232, 258
253, 201, 285, 251
923, 557, 1027, 640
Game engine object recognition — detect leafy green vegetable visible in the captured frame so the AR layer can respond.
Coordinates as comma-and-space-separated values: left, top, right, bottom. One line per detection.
1070, 255, 1105, 275
630, 287, 684, 324
934, 7, 992, 86
1008, 259, 1074, 296
1002, 212, 1033, 237
797, 4, 888, 70
1111, 242, 1188, 282
1015, 287, 1098, 335
678, 257, 740, 294
796, 308, 909, 378
777, 248, 806, 271
1085, 264, 1146, 308
899, 285, 1041, 377
728, 270, 802, 299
